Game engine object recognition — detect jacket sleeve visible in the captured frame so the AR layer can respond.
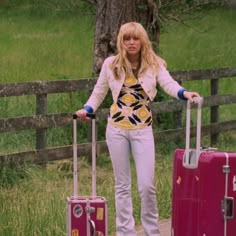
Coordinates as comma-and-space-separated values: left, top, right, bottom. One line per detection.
156, 64, 184, 99
84, 59, 110, 112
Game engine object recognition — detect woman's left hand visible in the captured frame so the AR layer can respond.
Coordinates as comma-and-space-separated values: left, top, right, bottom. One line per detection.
183, 91, 201, 103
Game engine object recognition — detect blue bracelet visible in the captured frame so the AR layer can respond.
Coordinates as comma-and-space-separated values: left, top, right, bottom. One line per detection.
83, 105, 94, 113
178, 89, 187, 100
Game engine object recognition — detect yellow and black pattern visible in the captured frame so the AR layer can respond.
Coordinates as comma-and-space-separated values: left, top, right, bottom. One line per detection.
108, 74, 152, 129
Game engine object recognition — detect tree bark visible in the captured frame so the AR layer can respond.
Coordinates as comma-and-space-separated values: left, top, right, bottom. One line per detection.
93, 0, 136, 74
92, 0, 162, 74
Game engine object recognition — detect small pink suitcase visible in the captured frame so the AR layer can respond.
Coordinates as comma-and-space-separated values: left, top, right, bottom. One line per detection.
171, 98, 236, 236
66, 114, 108, 236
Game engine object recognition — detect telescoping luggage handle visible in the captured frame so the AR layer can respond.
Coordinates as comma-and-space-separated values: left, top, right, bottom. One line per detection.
183, 97, 204, 169
72, 113, 97, 198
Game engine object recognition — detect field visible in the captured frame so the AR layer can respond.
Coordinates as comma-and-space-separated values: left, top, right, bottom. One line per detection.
0, 2, 236, 235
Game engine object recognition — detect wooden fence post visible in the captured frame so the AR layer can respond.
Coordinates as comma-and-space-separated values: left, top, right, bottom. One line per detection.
36, 94, 47, 150
210, 79, 219, 145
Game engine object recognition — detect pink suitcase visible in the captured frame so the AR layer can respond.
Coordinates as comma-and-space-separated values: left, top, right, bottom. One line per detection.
66, 114, 108, 236
171, 98, 236, 236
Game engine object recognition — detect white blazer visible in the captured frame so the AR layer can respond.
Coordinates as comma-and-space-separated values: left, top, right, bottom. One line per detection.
85, 56, 184, 112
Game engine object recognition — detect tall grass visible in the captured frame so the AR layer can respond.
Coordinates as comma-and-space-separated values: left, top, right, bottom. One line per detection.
0, 5, 94, 83
0, 154, 174, 235
0, 1, 95, 154
159, 7, 236, 129
160, 8, 236, 70
1, 137, 235, 235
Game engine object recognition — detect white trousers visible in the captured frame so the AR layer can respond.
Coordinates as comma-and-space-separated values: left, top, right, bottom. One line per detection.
106, 124, 160, 236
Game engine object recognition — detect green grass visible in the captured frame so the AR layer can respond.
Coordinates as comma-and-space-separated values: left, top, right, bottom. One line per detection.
0, 3, 95, 154
1, 136, 235, 235
0, 8, 94, 83
160, 8, 236, 70
0, 155, 173, 235
159, 7, 236, 126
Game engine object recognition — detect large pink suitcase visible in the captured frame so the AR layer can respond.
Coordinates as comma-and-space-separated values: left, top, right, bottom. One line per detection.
171, 98, 236, 236
66, 114, 108, 236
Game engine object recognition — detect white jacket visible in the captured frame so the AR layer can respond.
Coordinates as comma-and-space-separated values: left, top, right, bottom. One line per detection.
85, 56, 184, 112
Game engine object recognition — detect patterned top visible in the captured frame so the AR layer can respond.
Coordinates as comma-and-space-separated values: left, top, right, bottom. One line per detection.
108, 72, 152, 129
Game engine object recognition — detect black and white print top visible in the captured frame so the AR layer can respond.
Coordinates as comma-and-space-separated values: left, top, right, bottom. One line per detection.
108, 72, 152, 129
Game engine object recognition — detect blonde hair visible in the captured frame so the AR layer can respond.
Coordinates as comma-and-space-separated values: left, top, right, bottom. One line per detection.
112, 22, 166, 79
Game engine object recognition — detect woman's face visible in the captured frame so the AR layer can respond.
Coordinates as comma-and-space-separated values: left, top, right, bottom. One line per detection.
123, 35, 142, 57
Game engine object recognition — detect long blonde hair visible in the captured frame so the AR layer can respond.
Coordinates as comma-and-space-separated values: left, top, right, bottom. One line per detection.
112, 22, 166, 79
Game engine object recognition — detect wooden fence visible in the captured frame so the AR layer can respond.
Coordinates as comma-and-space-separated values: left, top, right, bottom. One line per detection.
0, 67, 236, 163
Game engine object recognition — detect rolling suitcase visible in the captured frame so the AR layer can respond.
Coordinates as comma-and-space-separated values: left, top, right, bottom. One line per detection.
171, 97, 236, 236
66, 113, 108, 236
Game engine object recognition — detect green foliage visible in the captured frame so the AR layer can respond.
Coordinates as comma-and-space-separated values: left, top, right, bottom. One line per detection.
158, 0, 227, 26
0, 161, 33, 188
0, 0, 96, 153
0, 4, 95, 83
1, 5, 236, 154
160, 8, 236, 69
1, 135, 236, 234
154, 86, 174, 130
0, 0, 95, 16
0, 154, 173, 235
0, 162, 68, 235
156, 155, 173, 219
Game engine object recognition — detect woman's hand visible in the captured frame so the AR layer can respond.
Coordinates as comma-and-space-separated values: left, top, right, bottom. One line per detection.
75, 109, 90, 121
183, 91, 201, 103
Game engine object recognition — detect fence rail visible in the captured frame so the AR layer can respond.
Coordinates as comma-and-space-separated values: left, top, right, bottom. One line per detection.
0, 67, 236, 163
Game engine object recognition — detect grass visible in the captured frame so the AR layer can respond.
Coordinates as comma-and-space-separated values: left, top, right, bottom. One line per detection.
159, 7, 236, 126
0, 2, 236, 235
0, 163, 69, 236
0, 155, 174, 235
0, 8, 94, 83
160, 7, 236, 70
1, 136, 235, 235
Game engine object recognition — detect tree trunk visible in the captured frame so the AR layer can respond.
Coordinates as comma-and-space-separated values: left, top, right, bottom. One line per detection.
92, 0, 226, 74
93, 0, 161, 74
93, 0, 136, 74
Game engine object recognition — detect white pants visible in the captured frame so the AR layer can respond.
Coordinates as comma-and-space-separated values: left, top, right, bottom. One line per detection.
106, 124, 160, 236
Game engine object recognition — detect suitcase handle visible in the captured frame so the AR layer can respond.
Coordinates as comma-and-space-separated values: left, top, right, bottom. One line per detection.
72, 112, 97, 197
89, 219, 96, 236
222, 197, 234, 220
183, 97, 204, 169
73, 113, 96, 119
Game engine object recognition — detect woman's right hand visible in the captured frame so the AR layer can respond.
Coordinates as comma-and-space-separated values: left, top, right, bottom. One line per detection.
75, 109, 90, 121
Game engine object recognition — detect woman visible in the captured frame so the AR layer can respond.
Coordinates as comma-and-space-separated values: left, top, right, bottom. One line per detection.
76, 22, 200, 236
